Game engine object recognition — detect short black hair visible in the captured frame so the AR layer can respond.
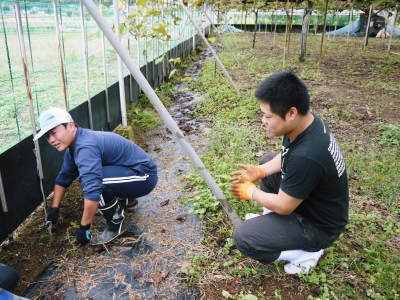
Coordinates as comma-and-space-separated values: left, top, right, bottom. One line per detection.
255, 71, 310, 119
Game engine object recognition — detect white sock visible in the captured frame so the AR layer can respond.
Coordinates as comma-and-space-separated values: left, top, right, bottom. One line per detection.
277, 249, 309, 262
283, 249, 324, 275
245, 213, 260, 220
262, 207, 273, 215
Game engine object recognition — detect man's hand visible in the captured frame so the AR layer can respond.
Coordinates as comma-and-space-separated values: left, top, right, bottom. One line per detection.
47, 207, 60, 225
231, 164, 267, 183
76, 224, 91, 245
230, 181, 257, 200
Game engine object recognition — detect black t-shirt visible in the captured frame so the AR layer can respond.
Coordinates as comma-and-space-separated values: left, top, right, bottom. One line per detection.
280, 114, 349, 235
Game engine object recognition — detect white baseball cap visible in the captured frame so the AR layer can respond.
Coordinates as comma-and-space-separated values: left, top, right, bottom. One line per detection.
33, 108, 74, 141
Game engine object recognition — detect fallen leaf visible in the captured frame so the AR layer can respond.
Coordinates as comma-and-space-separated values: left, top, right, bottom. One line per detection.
152, 271, 169, 284
175, 214, 187, 223
160, 199, 169, 206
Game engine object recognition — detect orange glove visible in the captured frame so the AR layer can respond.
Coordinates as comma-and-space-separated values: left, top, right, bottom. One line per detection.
230, 181, 257, 200
231, 164, 267, 184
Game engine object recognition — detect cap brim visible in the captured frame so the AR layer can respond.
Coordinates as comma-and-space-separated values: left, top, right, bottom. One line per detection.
33, 126, 55, 141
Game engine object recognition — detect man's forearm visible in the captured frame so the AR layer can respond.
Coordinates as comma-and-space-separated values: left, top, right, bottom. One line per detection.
52, 184, 66, 208
260, 153, 281, 176
81, 199, 99, 226
251, 188, 302, 215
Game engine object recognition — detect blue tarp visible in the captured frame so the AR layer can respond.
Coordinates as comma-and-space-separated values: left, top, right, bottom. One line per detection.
326, 19, 362, 36
326, 19, 400, 37
387, 24, 400, 37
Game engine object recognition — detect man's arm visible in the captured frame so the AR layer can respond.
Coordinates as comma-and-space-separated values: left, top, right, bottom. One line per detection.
51, 184, 66, 208
259, 153, 281, 176
81, 199, 99, 226
251, 188, 303, 215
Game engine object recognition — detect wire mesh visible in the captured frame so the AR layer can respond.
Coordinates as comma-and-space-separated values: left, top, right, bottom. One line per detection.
0, 0, 208, 154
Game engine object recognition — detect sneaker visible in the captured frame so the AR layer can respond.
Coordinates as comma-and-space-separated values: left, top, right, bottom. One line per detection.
283, 249, 324, 275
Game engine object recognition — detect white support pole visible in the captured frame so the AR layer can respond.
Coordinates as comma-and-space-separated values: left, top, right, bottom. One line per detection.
82, 0, 242, 227
178, 0, 239, 94
113, 0, 127, 126
100, 0, 111, 127
347, 4, 353, 43
52, 0, 68, 110
202, 6, 240, 66
80, 2, 94, 129
15, 0, 47, 213
363, 5, 373, 50
388, 6, 398, 53
0, 171, 8, 213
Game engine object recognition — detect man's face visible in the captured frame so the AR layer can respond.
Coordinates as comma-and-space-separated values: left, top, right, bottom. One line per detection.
260, 102, 290, 137
45, 123, 76, 151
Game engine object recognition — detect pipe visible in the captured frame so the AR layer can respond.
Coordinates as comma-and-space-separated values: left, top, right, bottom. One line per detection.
177, 0, 239, 95
113, 0, 127, 126
81, 0, 242, 227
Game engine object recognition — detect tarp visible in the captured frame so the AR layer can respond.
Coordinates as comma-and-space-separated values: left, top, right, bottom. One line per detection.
326, 19, 361, 36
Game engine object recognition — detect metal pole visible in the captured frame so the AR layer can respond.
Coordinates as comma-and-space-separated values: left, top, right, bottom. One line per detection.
52, 0, 68, 110
178, 0, 239, 94
100, 0, 111, 128
113, 0, 127, 126
1, 4, 21, 140
15, 0, 47, 214
0, 171, 8, 213
82, 0, 242, 227
347, 3, 353, 44
317, 0, 329, 69
80, 1, 94, 129
387, 5, 398, 53
363, 5, 373, 50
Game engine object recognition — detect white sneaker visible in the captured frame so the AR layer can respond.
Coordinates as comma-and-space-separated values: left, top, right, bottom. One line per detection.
283, 249, 324, 275
245, 213, 260, 220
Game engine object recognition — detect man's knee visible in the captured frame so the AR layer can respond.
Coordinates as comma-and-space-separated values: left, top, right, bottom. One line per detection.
0, 264, 19, 291
259, 153, 276, 165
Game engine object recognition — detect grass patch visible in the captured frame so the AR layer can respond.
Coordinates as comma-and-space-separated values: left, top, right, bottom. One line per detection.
178, 33, 400, 299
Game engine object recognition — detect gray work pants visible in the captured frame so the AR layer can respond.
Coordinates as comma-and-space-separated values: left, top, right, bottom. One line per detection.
233, 154, 339, 264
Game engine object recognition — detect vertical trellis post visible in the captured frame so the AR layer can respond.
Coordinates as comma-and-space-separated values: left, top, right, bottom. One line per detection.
387, 5, 398, 53
113, 0, 127, 126
99, 0, 111, 128
14, 0, 47, 217
79, 2, 94, 129
363, 4, 373, 50
347, 3, 353, 44
52, 0, 68, 110
0, 171, 8, 214
178, 0, 239, 94
317, 0, 329, 70
1, 5, 21, 140
126, 0, 134, 103
82, 0, 242, 227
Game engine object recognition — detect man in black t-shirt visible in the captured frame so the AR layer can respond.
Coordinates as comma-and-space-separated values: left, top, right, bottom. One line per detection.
231, 71, 349, 274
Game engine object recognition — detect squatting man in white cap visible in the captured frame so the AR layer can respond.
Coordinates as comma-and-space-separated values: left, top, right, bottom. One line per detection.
231, 71, 349, 275
34, 108, 158, 245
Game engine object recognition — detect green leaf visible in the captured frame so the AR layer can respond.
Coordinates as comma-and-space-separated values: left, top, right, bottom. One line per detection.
207, 36, 217, 43
155, 55, 165, 64
180, 77, 193, 82
240, 295, 258, 300
136, 0, 147, 7
222, 290, 233, 299
169, 68, 177, 79
146, 9, 161, 17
